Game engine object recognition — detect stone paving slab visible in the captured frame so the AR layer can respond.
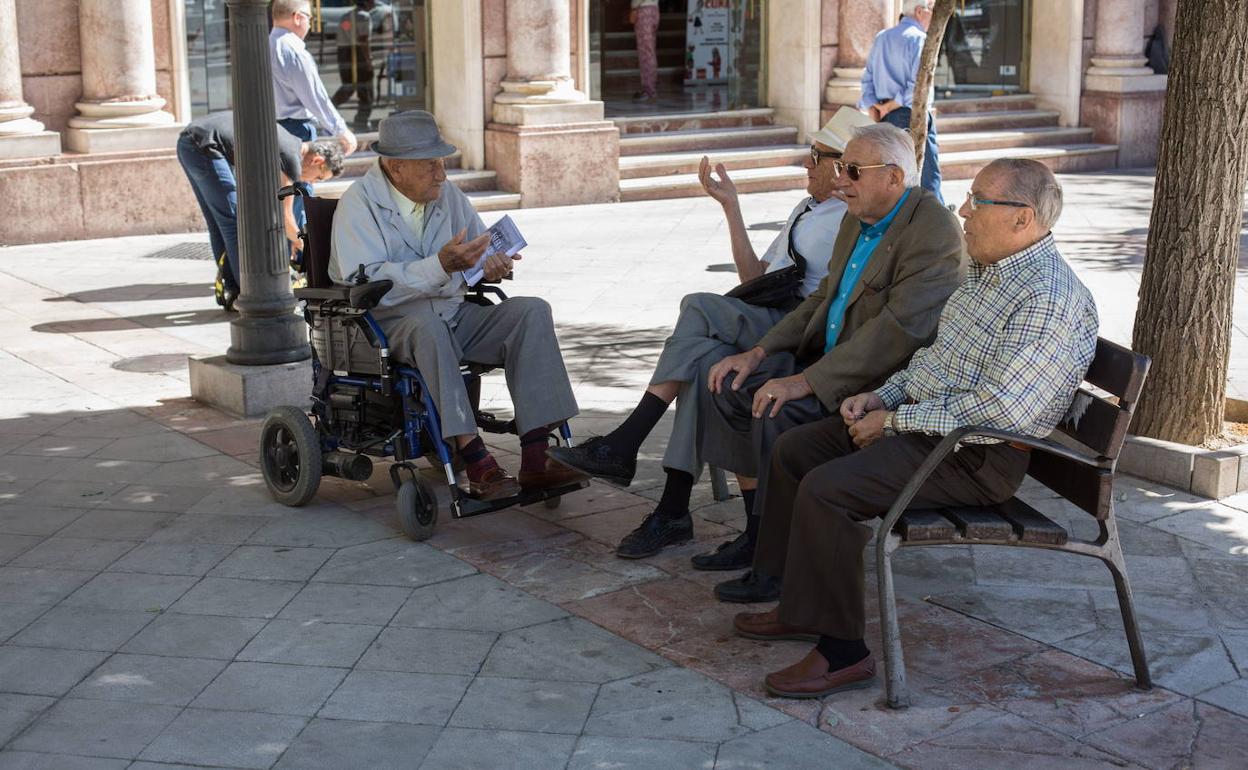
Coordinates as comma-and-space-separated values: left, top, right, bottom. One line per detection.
2, 174, 1248, 767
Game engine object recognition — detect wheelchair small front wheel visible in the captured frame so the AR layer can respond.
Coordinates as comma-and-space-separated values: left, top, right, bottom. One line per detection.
259, 406, 322, 507
397, 476, 439, 541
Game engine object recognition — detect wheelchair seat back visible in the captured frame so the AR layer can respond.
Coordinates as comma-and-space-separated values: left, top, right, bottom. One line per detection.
304, 196, 339, 289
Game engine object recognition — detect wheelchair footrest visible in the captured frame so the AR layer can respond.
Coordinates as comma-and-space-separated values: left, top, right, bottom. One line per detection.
476, 411, 516, 435
453, 479, 589, 519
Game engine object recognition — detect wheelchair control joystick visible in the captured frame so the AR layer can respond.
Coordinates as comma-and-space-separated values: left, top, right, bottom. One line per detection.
353, 264, 368, 285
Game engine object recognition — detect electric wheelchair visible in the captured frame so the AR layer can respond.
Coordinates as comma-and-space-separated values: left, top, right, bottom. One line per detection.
259, 192, 587, 541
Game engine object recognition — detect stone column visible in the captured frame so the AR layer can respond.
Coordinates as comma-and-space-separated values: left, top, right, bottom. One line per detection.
0, 0, 61, 158
1081, 0, 1166, 166
485, 0, 618, 207
825, 0, 891, 108
64, 0, 182, 153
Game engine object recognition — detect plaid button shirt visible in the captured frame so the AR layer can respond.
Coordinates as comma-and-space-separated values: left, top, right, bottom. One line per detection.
875, 234, 1098, 443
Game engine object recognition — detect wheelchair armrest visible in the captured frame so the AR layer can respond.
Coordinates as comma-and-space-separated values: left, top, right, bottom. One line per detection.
349, 279, 393, 310
294, 287, 352, 303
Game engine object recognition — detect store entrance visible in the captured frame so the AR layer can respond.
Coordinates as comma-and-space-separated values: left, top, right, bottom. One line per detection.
589, 0, 766, 117
935, 0, 1030, 98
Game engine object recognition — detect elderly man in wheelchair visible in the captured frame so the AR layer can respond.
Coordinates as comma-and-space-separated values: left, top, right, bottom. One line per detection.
260, 110, 586, 540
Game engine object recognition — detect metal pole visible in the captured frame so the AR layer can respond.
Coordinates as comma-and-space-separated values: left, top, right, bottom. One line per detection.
225, 0, 310, 365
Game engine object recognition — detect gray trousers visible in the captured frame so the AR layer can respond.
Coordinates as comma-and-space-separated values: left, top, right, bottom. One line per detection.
705, 352, 828, 478
649, 292, 787, 477
378, 296, 578, 439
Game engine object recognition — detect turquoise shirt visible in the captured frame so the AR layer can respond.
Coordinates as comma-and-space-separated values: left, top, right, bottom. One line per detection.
825, 189, 911, 352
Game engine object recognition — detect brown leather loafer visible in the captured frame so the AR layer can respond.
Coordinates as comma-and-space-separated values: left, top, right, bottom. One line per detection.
764, 649, 875, 699
518, 461, 589, 491
732, 608, 819, 642
467, 466, 521, 501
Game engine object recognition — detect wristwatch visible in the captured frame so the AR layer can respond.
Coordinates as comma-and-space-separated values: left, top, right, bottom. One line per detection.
882, 411, 899, 437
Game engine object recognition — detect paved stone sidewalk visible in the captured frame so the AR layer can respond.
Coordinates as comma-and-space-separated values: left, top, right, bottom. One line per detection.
2, 171, 1248, 769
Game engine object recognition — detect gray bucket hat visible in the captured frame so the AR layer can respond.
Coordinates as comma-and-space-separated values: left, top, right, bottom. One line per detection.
370, 110, 457, 159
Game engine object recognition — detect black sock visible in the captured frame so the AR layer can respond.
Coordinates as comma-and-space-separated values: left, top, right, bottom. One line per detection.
655, 468, 694, 519
604, 392, 668, 457
816, 635, 870, 670
742, 490, 759, 544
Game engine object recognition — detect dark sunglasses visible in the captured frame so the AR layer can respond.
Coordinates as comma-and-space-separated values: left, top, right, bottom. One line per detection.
809, 146, 842, 166
831, 161, 895, 181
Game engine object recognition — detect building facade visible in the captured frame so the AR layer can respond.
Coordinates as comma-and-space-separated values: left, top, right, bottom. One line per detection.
0, 0, 1174, 245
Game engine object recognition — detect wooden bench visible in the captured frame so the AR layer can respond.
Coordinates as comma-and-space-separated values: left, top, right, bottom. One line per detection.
875, 336, 1153, 708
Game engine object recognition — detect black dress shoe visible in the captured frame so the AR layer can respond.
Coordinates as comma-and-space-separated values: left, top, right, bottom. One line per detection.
714, 570, 782, 603
547, 437, 636, 487
616, 510, 693, 559
690, 532, 755, 571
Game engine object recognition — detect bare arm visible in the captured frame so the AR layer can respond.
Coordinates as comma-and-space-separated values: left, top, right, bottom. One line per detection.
698, 156, 764, 282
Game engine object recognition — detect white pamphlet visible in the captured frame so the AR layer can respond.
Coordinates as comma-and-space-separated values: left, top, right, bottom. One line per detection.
463, 215, 527, 286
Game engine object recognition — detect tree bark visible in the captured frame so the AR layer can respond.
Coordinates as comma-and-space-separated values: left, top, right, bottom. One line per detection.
1131, 0, 1248, 445
910, 0, 957, 170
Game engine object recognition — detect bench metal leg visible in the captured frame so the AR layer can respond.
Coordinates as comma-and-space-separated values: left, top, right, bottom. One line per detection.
877, 531, 910, 708
709, 465, 732, 502
1100, 519, 1152, 689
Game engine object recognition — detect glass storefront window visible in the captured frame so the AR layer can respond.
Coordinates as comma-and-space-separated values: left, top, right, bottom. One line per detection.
185, 0, 429, 132
590, 0, 767, 116
935, 0, 1029, 98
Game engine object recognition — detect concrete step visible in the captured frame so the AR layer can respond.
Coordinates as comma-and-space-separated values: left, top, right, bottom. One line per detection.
619, 144, 807, 179
313, 168, 499, 199
619, 125, 798, 156
620, 165, 807, 201
933, 94, 1037, 114
935, 109, 1060, 132
937, 126, 1097, 153
612, 107, 775, 135
467, 190, 521, 211
939, 143, 1119, 180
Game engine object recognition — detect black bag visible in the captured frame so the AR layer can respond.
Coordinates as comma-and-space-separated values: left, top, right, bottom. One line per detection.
725, 204, 810, 311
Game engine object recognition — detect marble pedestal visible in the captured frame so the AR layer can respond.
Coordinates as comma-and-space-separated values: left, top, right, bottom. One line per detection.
0, 131, 61, 160
189, 355, 312, 418
824, 67, 865, 109
65, 124, 184, 154
485, 101, 618, 208
1081, 75, 1167, 168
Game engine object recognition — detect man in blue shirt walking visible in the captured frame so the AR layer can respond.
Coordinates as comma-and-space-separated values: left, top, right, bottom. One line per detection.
859, 0, 942, 201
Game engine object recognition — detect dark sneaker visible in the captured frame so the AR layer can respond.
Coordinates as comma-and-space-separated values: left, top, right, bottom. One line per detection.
691, 532, 754, 571
547, 436, 636, 487
616, 510, 693, 559
714, 569, 782, 603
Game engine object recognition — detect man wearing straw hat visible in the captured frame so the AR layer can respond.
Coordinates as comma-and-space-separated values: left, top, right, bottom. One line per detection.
330, 111, 586, 501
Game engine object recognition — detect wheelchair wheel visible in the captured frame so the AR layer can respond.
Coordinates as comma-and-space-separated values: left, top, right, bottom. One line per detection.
544, 496, 561, 509
397, 476, 438, 541
260, 406, 322, 506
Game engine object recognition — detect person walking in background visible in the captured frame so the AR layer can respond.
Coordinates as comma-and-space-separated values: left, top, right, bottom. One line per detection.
332, 0, 376, 132
631, 0, 660, 102
269, 0, 357, 154
859, 0, 942, 202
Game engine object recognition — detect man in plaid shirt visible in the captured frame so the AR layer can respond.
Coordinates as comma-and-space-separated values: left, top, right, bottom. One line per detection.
729, 158, 1098, 700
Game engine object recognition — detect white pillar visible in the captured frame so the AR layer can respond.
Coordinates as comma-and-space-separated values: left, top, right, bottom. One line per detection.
1088, 0, 1153, 75
1082, 0, 1166, 167
0, 0, 61, 158
825, 0, 892, 108
65, 0, 181, 153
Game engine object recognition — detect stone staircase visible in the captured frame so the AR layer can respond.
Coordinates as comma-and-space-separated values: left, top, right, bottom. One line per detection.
315, 132, 520, 211
614, 95, 1118, 202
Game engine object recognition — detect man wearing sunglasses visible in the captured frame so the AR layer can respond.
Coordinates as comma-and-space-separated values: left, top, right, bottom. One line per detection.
547, 109, 867, 564
733, 158, 1098, 700
710, 122, 964, 603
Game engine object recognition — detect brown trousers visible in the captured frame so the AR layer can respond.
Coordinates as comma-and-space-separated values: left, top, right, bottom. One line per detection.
753, 414, 1030, 640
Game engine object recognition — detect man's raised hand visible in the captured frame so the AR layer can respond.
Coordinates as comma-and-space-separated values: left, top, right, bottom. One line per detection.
698, 156, 739, 208
438, 228, 491, 274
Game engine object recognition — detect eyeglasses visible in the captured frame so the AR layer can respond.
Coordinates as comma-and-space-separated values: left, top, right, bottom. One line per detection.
293, 10, 312, 22
964, 191, 1031, 211
809, 146, 841, 166
830, 161, 894, 181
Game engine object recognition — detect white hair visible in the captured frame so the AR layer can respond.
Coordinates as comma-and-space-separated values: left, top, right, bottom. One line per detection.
901, 0, 933, 15
983, 158, 1064, 230
271, 0, 311, 18
851, 123, 920, 187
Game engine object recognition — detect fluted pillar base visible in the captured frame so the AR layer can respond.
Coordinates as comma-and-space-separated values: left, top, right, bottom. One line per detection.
824, 67, 866, 109
65, 96, 181, 153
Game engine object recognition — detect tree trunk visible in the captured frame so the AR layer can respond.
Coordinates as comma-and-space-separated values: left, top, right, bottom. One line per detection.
1131, 0, 1248, 445
910, 0, 957, 170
